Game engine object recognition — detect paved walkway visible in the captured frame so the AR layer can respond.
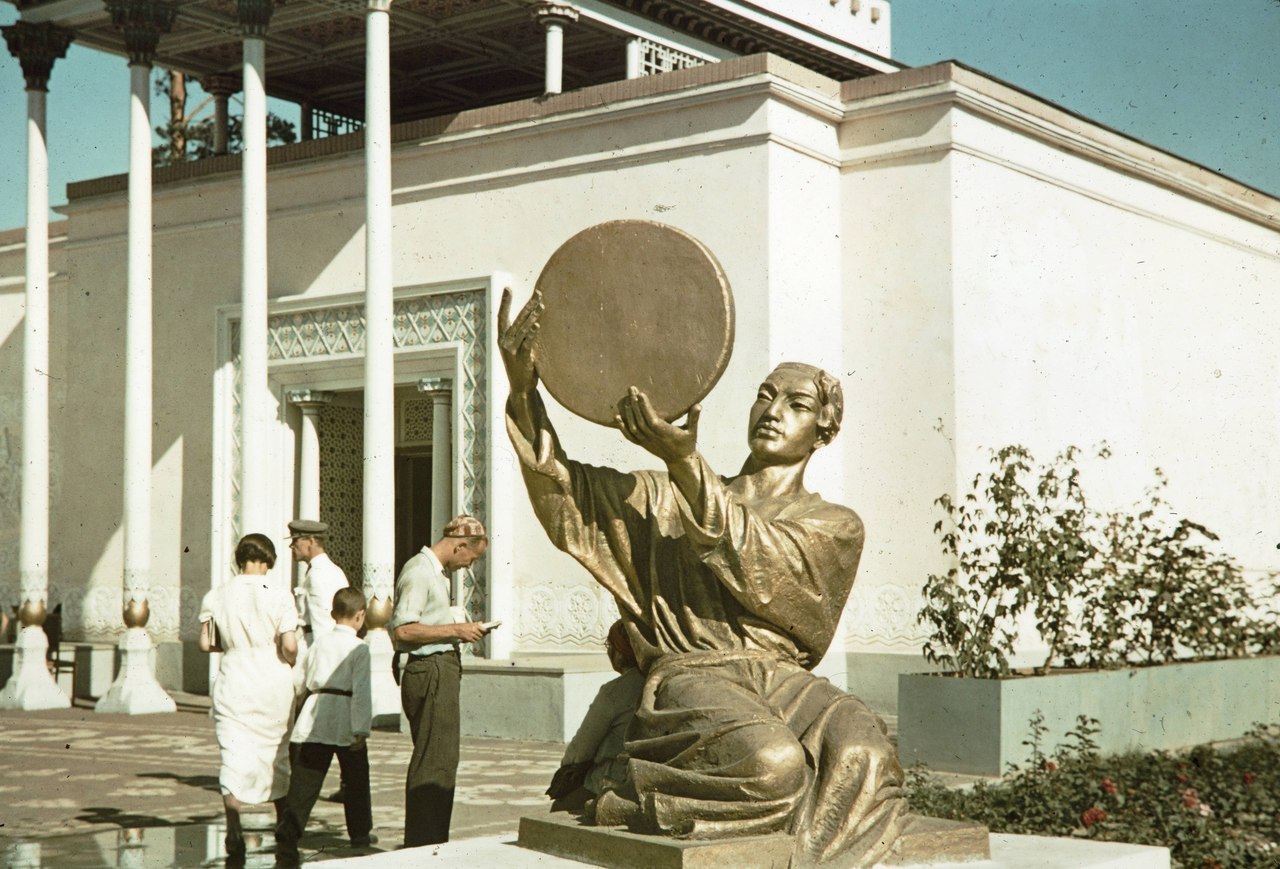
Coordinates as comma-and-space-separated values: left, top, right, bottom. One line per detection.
0, 701, 564, 866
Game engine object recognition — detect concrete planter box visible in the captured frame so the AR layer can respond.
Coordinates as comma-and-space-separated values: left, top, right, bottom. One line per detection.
898, 656, 1280, 776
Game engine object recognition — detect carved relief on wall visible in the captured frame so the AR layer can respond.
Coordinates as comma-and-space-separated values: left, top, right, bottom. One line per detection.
516, 580, 620, 651
843, 581, 929, 650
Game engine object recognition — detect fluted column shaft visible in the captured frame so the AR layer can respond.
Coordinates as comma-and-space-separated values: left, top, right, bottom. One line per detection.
418, 378, 453, 549
363, 0, 395, 609
239, 17, 270, 534
97, 0, 177, 714
625, 37, 642, 79
532, 3, 578, 95
0, 20, 72, 711
201, 73, 238, 157
122, 59, 153, 626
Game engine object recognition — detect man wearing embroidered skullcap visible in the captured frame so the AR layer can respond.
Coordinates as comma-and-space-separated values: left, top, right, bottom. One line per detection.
388, 514, 493, 847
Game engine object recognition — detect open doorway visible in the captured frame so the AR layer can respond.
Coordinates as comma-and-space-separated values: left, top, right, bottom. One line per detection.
395, 449, 434, 576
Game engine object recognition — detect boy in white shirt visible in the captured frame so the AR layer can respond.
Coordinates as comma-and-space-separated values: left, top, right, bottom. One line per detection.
275, 587, 374, 866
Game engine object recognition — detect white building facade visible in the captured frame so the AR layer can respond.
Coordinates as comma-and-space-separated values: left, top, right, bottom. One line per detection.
1, 1, 1277, 729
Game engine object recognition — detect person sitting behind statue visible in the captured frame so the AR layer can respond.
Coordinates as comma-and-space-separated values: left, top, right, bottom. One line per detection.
546, 619, 644, 813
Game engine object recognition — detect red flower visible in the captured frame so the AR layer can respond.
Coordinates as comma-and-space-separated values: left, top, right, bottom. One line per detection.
1182, 787, 1200, 808
1244, 772, 1256, 785
1081, 807, 1107, 828
1043, 760, 1058, 772
1100, 777, 1118, 795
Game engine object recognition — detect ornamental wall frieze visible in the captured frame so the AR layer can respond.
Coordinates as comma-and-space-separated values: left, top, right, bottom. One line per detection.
843, 581, 929, 650
0, 580, 201, 644
516, 581, 619, 651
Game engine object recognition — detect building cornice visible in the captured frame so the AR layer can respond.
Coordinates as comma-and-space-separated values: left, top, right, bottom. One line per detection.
842, 62, 1280, 235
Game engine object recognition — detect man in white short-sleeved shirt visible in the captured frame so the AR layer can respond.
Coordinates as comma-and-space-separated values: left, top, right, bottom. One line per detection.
388, 514, 493, 847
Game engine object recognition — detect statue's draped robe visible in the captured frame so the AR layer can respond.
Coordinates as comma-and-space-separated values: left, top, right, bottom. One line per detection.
508, 395, 906, 868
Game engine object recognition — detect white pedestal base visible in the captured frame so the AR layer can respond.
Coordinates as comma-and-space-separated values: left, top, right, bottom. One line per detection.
366, 628, 401, 726
95, 627, 177, 715
0, 626, 71, 710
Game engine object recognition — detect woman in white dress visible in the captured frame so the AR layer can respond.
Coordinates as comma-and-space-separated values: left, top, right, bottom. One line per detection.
199, 532, 299, 863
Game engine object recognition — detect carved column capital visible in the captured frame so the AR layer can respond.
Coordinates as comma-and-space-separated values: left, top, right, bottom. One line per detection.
2, 21, 73, 91
236, 0, 275, 38
104, 0, 177, 66
286, 388, 336, 410
417, 376, 453, 400
199, 71, 241, 97
530, 1, 579, 27
367, 0, 392, 12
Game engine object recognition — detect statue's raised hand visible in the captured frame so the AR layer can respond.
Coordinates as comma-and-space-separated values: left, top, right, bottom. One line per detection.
616, 387, 701, 464
498, 287, 542, 397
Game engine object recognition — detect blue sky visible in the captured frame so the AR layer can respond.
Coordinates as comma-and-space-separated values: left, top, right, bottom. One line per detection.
0, 0, 1277, 232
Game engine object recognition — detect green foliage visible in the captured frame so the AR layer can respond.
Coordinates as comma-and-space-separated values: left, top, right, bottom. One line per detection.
907, 716, 1280, 868
152, 70, 296, 168
919, 444, 1280, 678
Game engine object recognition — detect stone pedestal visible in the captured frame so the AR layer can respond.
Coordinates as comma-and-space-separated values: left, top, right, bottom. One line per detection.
518, 815, 792, 869
95, 628, 178, 715
365, 627, 400, 726
0, 626, 69, 710
517, 813, 989, 869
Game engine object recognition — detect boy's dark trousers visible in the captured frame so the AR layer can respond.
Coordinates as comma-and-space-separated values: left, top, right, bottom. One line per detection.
275, 741, 372, 862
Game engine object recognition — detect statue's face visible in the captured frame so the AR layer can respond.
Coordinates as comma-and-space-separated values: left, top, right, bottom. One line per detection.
747, 367, 823, 465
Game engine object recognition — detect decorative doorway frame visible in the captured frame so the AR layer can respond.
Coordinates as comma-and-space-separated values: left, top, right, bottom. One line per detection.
211, 274, 513, 647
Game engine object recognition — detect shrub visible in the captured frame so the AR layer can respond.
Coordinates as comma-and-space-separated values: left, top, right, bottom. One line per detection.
919, 445, 1280, 678
907, 715, 1280, 868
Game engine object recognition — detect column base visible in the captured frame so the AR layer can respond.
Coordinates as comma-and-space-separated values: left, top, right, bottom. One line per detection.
0, 626, 71, 710
95, 628, 177, 715
366, 628, 401, 727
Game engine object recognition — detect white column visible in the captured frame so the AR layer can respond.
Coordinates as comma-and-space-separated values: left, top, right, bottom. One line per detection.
201, 74, 238, 157
363, 0, 399, 726
286, 389, 333, 596
287, 390, 333, 519
0, 21, 72, 710
532, 3, 578, 96
417, 377, 453, 546
239, 30, 271, 535
625, 36, 642, 80
98, 51, 175, 714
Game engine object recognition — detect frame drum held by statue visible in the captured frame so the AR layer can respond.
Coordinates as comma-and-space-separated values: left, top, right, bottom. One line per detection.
531, 220, 735, 426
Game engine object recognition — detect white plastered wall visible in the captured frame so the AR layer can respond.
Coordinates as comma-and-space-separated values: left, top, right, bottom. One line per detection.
834, 68, 1280, 704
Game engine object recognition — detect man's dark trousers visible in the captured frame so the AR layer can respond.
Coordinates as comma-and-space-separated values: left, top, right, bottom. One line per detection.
275, 741, 372, 861
401, 650, 461, 847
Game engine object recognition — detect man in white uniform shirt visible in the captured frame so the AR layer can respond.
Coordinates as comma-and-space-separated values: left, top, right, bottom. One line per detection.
287, 519, 350, 645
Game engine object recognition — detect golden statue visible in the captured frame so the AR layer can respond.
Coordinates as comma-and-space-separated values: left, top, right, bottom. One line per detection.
500, 286, 907, 868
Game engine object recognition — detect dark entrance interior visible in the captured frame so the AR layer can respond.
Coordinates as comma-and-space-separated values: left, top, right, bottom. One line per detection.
394, 450, 434, 576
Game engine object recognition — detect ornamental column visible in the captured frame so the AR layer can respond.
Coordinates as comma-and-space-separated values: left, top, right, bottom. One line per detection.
625, 37, 642, 79
362, 0, 399, 725
417, 377, 453, 549
0, 21, 72, 711
531, 2, 577, 95
286, 390, 333, 520
237, 0, 274, 536
200, 73, 238, 156
97, 0, 177, 715
286, 389, 331, 597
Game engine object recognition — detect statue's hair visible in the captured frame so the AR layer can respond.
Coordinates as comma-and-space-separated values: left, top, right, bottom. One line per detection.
770, 362, 844, 445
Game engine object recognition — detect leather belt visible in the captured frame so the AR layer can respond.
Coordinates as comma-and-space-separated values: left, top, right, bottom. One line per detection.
313, 687, 353, 697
